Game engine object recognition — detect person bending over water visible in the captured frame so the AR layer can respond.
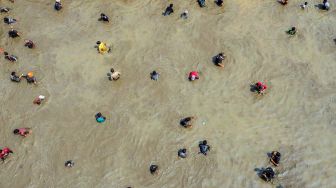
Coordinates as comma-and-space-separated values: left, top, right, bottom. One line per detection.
4, 52, 18, 62
269, 151, 281, 166
178, 148, 187, 158
150, 71, 159, 81
199, 140, 210, 155
321, 0, 330, 10
180, 10, 188, 19
278, 0, 288, 5
254, 81, 267, 94
22, 72, 37, 85
65, 160, 74, 167
215, 0, 223, 6
300, 2, 308, 9
10, 72, 22, 82
260, 167, 275, 182
24, 40, 35, 49
286, 27, 296, 35
13, 128, 32, 137
198, 0, 206, 7
4, 17, 16, 24
96, 41, 111, 54
163, 4, 174, 16
149, 164, 158, 174
0, 147, 13, 162
95, 112, 106, 123
8, 29, 20, 38
54, 0, 62, 11
99, 13, 109, 22
180, 116, 195, 128
0, 7, 10, 13
214, 52, 225, 67
107, 68, 120, 81
189, 71, 199, 81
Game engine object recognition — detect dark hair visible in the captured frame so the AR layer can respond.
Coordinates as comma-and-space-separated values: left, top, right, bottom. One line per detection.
101, 13, 105, 17
203, 140, 207, 145
13, 129, 19, 134
150, 164, 158, 174
11, 72, 16, 76
169, 4, 173, 7
110, 68, 115, 73
152, 71, 157, 75
304, 2, 308, 5
96, 41, 101, 45
4, 52, 8, 55
4, 17, 8, 22
182, 148, 186, 153
219, 53, 223, 56
292, 27, 296, 30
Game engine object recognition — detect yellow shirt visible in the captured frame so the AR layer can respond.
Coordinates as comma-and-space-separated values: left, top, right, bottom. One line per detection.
98, 43, 108, 53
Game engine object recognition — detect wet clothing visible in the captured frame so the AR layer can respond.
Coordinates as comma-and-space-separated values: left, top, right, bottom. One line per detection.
216, 0, 223, 6
10, 74, 21, 82
189, 71, 199, 81
99, 14, 109, 22
95, 113, 106, 123
199, 141, 210, 155
17, 128, 30, 137
178, 149, 187, 158
23, 76, 36, 84
4, 17, 16, 24
270, 151, 281, 165
0, 147, 13, 161
8, 30, 19, 38
54, 2, 62, 11
0, 7, 10, 13
65, 160, 74, 167
261, 167, 275, 182
151, 71, 159, 81
180, 117, 192, 128
215, 54, 225, 66
163, 5, 174, 16
5, 55, 18, 62
25, 41, 34, 49
198, 0, 206, 7
256, 82, 267, 92
98, 43, 108, 53
150, 165, 158, 174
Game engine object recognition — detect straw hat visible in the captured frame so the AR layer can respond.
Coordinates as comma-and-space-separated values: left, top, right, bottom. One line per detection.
27, 72, 33, 78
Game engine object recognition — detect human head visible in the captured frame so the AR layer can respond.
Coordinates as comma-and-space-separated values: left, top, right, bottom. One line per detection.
13, 129, 19, 134
190, 75, 196, 81
182, 148, 186, 153
56, 0, 61, 3
4, 52, 8, 56
101, 13, 105, 17
203, 140, 207, 145
152, 71, 157, 75
219, 53, 223, 56
292, 27, 296, 31
11, 72, 16, 76
4, 17, 8, 21
169, 4, 173, 8
110, 68, 115, 73
304, 2, 308, 5
96, 41, 101, 45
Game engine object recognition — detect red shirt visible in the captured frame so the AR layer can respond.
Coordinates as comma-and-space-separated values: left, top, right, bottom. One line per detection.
189, 71, 199, 78
256, 82, 267, 91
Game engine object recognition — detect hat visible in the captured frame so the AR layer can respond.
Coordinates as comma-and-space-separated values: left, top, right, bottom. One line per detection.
27, 72, 33, 78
